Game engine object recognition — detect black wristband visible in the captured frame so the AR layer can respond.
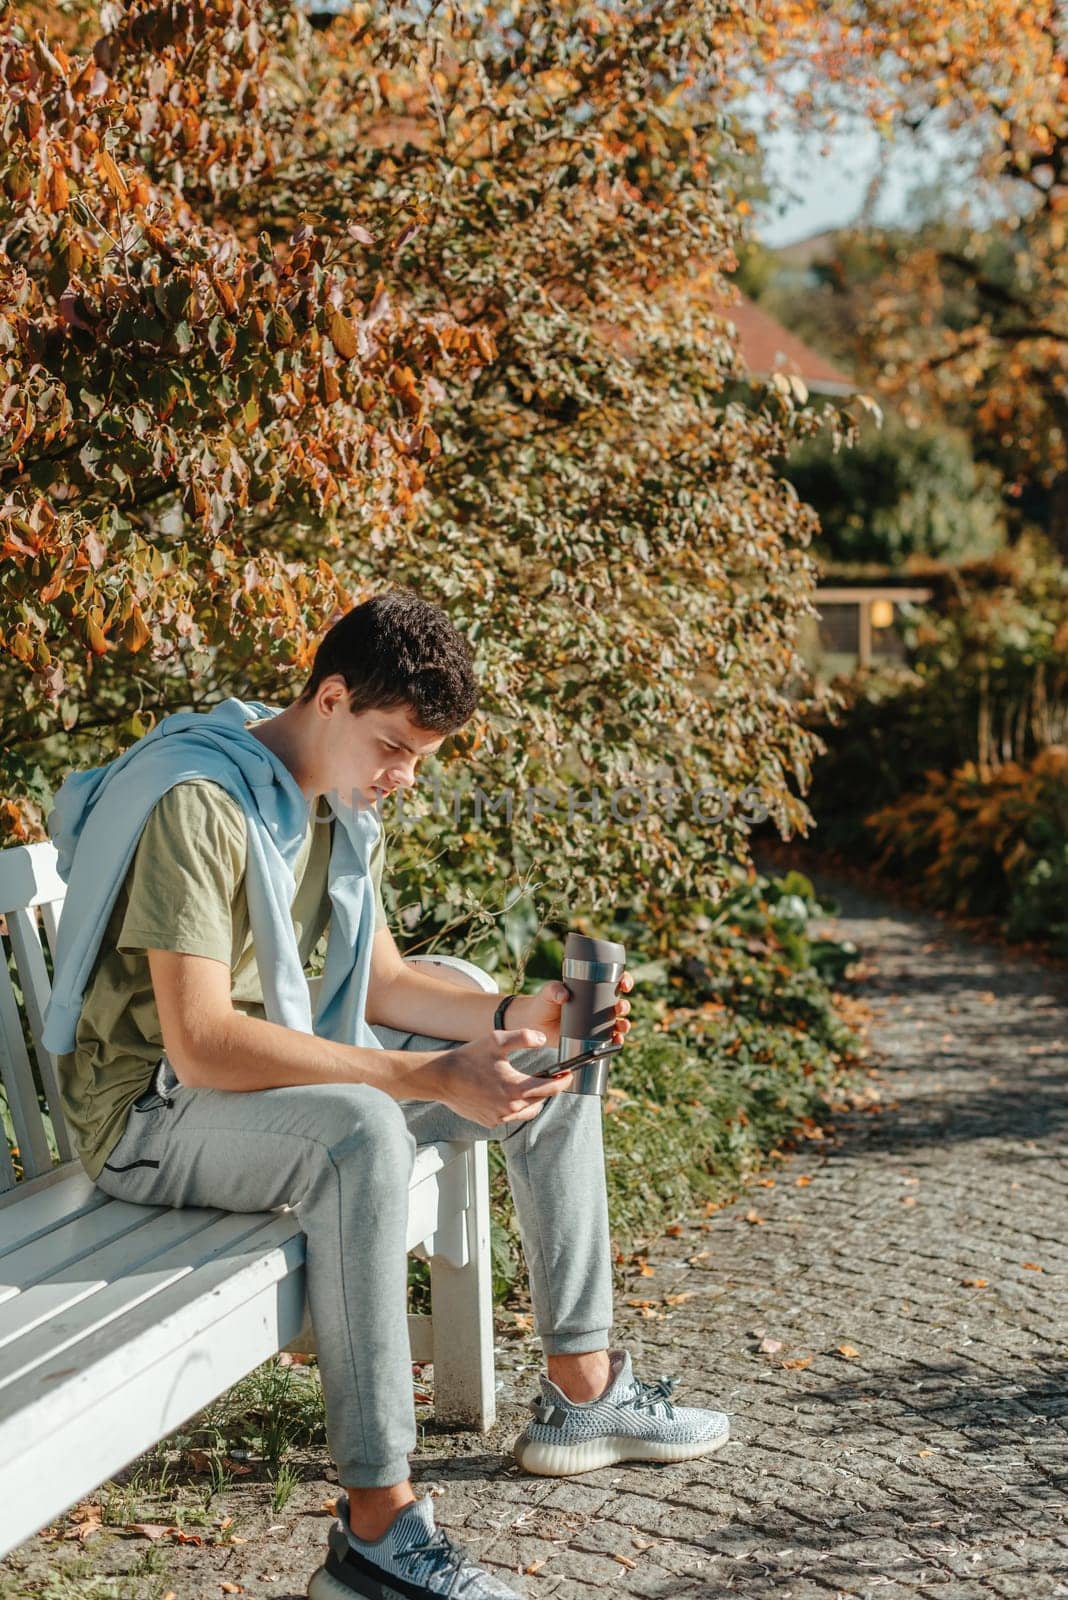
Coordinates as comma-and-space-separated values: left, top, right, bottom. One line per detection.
493, 993, 519, 1031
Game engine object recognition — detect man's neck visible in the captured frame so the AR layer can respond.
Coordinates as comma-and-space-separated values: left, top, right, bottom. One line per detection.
246, 708, 317, 803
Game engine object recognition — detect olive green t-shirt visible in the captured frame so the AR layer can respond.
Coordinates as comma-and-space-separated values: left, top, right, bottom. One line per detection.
58, 779, 388, 1180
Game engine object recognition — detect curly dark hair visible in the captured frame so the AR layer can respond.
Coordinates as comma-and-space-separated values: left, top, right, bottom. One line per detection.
297, 588, 478, 733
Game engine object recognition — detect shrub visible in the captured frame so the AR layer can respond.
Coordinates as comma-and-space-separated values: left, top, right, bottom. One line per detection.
480, 866, 866, 1303
866, 746, 1068, 953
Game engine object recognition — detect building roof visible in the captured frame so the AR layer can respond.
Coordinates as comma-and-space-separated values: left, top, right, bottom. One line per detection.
711, 289, 855, 396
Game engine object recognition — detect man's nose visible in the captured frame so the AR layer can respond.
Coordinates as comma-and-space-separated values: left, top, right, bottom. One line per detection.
387, 758, 418, 788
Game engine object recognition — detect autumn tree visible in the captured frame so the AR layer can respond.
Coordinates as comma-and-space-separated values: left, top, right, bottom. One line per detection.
755, 1, 1068, 556
1, 0, 865, 953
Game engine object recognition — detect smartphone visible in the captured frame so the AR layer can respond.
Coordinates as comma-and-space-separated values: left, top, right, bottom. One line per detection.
529, 1042, 624, 1078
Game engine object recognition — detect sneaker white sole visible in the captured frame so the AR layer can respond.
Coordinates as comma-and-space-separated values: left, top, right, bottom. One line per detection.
512, 1426, 730, 1476
307, 1562, 411, 1600
307, 1564, 358, 1600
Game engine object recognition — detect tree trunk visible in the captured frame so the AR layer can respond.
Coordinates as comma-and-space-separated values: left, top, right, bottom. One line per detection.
1049, 469, 1068, 562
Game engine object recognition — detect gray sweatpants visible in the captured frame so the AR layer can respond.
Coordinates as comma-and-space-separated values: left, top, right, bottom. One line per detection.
93, 1025, 614, 1487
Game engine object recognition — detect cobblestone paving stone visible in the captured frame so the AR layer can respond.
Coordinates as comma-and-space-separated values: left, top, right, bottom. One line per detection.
4, 872, 1066, 1599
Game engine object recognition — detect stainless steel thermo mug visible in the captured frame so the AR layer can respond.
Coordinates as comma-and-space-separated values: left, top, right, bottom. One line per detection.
558, 932, 627, 1096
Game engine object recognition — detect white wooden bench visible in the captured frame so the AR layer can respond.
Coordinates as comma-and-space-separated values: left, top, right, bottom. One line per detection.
0, 840, 499, 1559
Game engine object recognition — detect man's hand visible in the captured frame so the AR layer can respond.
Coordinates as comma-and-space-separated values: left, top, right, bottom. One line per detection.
510, 970, 635, 1050
430, 1028, 577, 1129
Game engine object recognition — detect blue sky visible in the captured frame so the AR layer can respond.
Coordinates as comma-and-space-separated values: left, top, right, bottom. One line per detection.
740, 100, 1011, 248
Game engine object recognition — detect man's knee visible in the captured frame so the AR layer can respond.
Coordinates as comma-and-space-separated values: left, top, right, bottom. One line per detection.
318, 1083, 417, 1170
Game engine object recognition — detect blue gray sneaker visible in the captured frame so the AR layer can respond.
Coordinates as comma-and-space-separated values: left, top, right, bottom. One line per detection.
512, 1348, 730, 1476
308, 1492, 524, 1599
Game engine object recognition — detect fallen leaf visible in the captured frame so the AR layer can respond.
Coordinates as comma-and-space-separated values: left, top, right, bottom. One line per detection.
64, 1504, 103, 1543
918, 1449, 933, 1458
663, 1292, 694, 1306
901, 1196, 916, 1206
758, 1337, 784, 1355
1021, 1262, 1043, 1272
320, 1499, 338, 1517
223, 1457, 253, 1476
126, 1524, 177, 1542
632, 1536, 657, 1550
175, 1531, 203, 1545
961, 1278, 988, 1288
186, 1448, 214, 1473
744, 1208, 765, 1225
221, 1585, 243, 1595
665, 1223, 685, 1236
756, 1178, 776, 1188
837, 1344, 861, 1359
613, 1552, 638, 1569
782, 1357, 812, 1370
795, 1175, 813, 1186
524, 1558, 547, 1574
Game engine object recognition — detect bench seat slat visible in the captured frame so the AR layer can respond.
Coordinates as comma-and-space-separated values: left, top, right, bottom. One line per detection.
0, 1223, 307, 1555
0, 1202, 226, 1352
0, 1196, 170, 1302
0, 1142, 472, 1415
0, 1171, 105, 1255
0, 1209, 301, 1419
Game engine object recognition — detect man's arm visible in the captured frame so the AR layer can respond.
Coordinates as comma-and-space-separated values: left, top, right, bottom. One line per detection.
149, 947, 446, 1099
148, 946, 562, 1129
366, 926, 512, 1041
365, 926, 636, 1049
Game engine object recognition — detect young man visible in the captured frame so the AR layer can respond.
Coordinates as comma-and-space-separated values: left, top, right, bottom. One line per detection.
46, 589, 729, 1600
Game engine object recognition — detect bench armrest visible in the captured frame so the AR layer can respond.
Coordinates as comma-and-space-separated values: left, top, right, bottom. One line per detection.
401, 954, 499, 996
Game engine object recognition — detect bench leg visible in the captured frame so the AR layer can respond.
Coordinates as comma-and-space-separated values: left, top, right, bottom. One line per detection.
428, 1143, 496, 1430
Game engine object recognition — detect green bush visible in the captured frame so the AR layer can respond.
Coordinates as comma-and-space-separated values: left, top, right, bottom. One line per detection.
802, 539, 1068, 857
782, 415, 1005, 568
866, 746, 1068, 953
474, 866, 865, 1306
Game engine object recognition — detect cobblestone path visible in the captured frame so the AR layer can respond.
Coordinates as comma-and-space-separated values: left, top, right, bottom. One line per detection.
428, 873, 1068, 1599
4, 873, 1065, 1599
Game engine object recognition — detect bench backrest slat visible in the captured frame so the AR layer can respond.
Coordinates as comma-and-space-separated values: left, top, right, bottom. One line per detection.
0, 953, 54, 1183
0, 843, 72, 1191
5, 908, 73, 1166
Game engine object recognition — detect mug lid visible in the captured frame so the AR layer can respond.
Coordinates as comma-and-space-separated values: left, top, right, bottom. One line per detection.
563, 931, 626, 964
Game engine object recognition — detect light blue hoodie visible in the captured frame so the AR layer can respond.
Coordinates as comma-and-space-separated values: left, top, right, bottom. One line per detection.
41, 696, 383, 1057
